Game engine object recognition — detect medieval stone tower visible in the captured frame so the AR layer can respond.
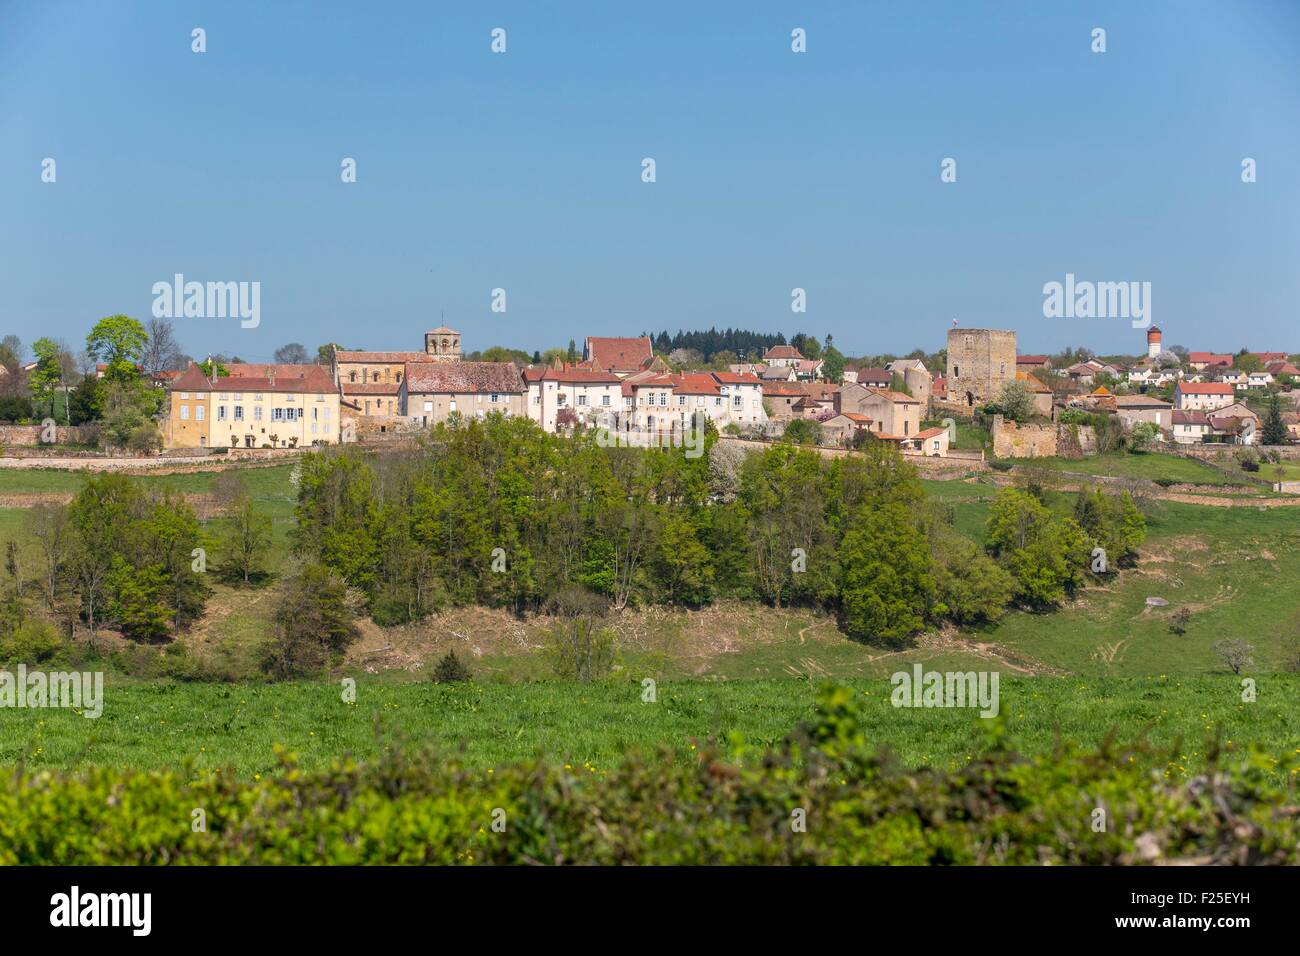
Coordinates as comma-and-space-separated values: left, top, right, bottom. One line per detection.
946, 328, 1017, 408
424, 326, 462, 363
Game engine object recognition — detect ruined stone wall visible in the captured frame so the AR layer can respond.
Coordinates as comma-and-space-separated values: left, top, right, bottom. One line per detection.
991, 415, 1097, 459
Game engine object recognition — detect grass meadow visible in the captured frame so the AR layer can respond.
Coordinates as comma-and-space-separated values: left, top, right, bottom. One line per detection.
1, 675, 1294, 781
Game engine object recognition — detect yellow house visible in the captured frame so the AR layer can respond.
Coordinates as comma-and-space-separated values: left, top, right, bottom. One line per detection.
166, 363, 343, 449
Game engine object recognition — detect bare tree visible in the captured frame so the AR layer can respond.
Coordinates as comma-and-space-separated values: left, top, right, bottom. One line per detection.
25, 504, 72, 608
274, 342, 309, 365
142, 318, 184, 373
1214, 639, 1254, 675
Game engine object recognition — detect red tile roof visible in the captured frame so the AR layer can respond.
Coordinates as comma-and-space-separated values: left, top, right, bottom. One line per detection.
763, 344, 804, 360
336, 350, 442, 364
1172, 410, 1210, 426
1176, 382, 1234, 395
585, 336, 652, 372
404, 362, 524, 394
170, 362, 337, 393
710, 371, 762, 385
538, 365, 622, 385
1188, 352, 1233, 366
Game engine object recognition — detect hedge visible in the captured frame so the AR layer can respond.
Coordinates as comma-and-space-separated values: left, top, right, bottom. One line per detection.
1, 685, 1295, 864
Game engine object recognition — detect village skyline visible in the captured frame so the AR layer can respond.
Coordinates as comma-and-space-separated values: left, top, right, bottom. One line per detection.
5, 2, 1300, 358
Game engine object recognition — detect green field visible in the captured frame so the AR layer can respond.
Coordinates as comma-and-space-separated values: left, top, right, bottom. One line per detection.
2, 459, 1298, 779
1015, 451, 1250, 486
1, 676, 1293, 780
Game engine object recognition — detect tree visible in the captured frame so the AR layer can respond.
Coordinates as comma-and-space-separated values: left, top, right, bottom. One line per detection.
1128, 420, 1158, 451
783, 418, 822, 445
142, 318, 184, 374
996, 379, 1034, 421
544, 615, 616, 681
85, 315, 147, 384
24, 503, 72, 609
1169, 607, 1191, 635
567, 339, 579, 363
986, 488, 1090, 607
0, 336, 23, 373
28, 337, 64, 417
274, 342, 310, 365
1261, 393, 1288, 446
651, 512, 713, 605
316, 343, 345, 365
216, 493, 273, 585
930, 530, 1016, 625
260, 563, 359, 678
821, 343, 846, 383
839, 503, 933, 642
1214, 638, 1254, 675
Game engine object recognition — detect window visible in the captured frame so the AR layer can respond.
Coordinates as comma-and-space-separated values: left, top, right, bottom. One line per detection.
219, 393, 229, 401
659, 393, 667, 406
491, 393, 500, 403
286, 394, 294, 402
316, 394, 324, 402
254, 407, 262, 421
254, 393, 263, 401
312, 407, 318, 420
196, 406, 204, 421
601, 395, 610, 406
234, 393, 243, 401
423, 400, 433, 413
180, 406, 189, 420
323, 407, 330, 421
449, 400, 457, 413
311, 423, 318, 434
272, 408, 284, 421
349, 372, 356, 382
733, 396, 742, 408
217, 406, 227, 421
234, 406, 244, 421
577, 394, 587, 406
372, 372, 379, 382
179, 392, 189, 400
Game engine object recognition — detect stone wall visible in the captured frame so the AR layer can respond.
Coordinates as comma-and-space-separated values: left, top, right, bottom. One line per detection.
0, 424, 98, 447
1174, 444, 1300, 460
990, 415, 1097, 459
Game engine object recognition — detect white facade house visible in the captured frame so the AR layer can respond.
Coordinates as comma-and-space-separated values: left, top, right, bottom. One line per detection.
1173, 382, 1236, 411
525, 366, 623, 431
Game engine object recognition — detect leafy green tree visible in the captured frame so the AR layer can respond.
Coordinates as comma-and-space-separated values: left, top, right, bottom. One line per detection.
986, 488, 1089, 607
838, 503, 933, 642
821, 343, 846, 383
783, 418, 821, 445
996, 379, 1034, 421
85, 315, 147, 384
651, 512, 713, 605
930, 530, 1016, 625
28, 337, 64, 418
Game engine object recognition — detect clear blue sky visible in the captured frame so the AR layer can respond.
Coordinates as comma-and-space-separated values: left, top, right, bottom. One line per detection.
3, 0, 1298, 363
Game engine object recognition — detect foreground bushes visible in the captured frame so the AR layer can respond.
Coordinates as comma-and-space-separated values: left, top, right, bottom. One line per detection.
2, 685, 1294, 865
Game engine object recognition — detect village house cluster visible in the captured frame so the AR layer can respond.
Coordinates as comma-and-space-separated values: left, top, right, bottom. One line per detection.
162, 322, 1297, 452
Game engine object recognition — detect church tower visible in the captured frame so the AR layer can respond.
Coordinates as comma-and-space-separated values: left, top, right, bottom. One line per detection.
424, 326, 462, 363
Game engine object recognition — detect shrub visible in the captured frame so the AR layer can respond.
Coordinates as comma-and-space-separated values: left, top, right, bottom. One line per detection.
0, 619, 64, 664
988, 460, 1013, 472
432, 649, 472, 684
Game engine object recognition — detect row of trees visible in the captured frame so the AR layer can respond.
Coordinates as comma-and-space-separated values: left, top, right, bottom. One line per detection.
292, 414, 1146, 641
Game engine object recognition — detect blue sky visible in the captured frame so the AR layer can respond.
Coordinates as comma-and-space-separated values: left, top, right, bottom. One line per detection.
2, 0, 1298, 362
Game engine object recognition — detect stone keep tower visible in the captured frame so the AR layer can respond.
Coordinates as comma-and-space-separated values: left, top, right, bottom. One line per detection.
946, 328, 1017, 408
1146, 325, 1162, 359
424, 326, 462, 363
